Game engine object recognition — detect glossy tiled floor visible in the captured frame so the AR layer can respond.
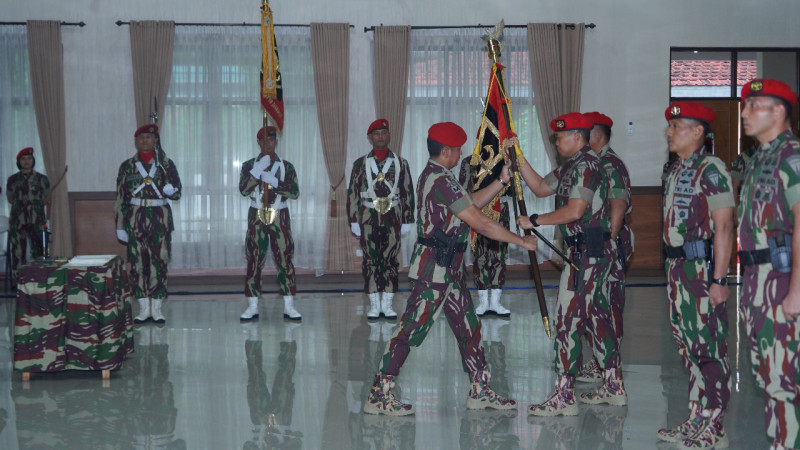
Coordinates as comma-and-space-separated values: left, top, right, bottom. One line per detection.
0, 279, 773, 449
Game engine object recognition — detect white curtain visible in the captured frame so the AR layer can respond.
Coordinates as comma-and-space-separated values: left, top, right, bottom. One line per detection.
403, 28, 555, 266
162, 26, 325, 271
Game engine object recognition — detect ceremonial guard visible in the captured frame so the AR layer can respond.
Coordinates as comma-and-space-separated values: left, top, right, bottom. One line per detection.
738, 78, 800, 450
517, 112, 626, 416
577, 112, 634, 383
115, 124, 182, 324
659, 102, 733, 448
6, 147, 50, 274
364, 122, 537, 416
347, 119, 415, 320
239, 126, 301, 321
458, 157, 511, 317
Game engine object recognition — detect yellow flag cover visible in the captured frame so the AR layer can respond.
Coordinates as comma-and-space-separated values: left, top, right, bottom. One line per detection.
261, 1, 284, 131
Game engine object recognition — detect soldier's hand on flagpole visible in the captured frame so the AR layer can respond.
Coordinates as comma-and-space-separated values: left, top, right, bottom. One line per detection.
249, 155, 271, 179
517, 216, 533, 230
520, 235, 538, 251
261, 172, 279, 188
350, 222, 361, 237
500, 159, 511, 185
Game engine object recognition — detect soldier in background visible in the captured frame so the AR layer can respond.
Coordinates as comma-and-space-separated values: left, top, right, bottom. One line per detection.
115, 124, 182, 324
348, 119, 415, 321
6, 147, 50, 275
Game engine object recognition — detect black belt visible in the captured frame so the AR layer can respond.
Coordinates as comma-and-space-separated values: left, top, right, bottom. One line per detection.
417, 237, 467, 253
664, 238, 712, 260
738, 249, 771, 266
564, 231, 612, 248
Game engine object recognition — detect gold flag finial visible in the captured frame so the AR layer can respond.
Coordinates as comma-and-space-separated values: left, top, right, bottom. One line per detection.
482, 20, 505, 62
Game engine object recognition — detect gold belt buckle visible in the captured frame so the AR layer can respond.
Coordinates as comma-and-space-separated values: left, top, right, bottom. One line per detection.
258, 207, 278, 225
373, 197, 391, 215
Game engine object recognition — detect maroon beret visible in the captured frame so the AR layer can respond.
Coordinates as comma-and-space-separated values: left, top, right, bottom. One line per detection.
584, 111, 613, 128
257, 126, 278, 139
367, 118, 389, 134
428, 122, 467, 147
550, 112, 594, 131
16, 147, 33, 160
665, 102, 716, 125
741, 78, 798, 106
135, 124, 159, 137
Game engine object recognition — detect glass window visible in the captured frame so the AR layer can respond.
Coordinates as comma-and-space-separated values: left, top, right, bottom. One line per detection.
670, 50, 733, 98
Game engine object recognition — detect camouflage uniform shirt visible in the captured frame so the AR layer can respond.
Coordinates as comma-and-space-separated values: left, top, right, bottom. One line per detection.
6, 171, 50, 228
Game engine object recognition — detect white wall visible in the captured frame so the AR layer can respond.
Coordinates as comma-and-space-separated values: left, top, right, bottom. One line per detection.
6, 0, 800, 188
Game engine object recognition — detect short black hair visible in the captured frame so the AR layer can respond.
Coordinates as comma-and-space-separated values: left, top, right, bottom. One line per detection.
594, 124, 612, 141
575, 129, 590, 144
774, 97, 793, 123
427, 138, 446, 157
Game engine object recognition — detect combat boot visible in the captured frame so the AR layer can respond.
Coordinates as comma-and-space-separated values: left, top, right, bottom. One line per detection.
658, 401, 702, 442
134, 297, 151, 324
579, 367, 627, 406
682, 408, 728, 449
488, 289, 510, 317
366, 293, 380, 320
770, 442, 799, 450
475, 290, 489, 316
150, 298, 166, 324
240, 296, 259, 321
380, 292, 397, 320
363, 374, 415, 416
528, 375, 578, 416
466, 369, 517, 410
576, 358, 603, 383
283, 296, 301, 320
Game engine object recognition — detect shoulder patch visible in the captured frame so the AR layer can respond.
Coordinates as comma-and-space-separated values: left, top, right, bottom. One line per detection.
786, 154, 800, 176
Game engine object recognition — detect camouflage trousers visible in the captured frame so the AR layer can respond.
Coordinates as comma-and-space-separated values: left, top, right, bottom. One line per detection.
607, 246, 627, 340
471, 234, 507, 290
665, 257, 730, 410
742, 265, 800, 448
359, 221, 401, 294
555, 245, 617, 375
128, 228, 171, 299
245, 339, 297, 426
379, 277, 487, 376
245, 208, 296, 297
9, 222, 44, 273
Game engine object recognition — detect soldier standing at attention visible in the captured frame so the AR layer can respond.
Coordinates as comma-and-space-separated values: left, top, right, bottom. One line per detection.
363, 122, 537, 416
347, 119, 415, 320
738, 78, 800, 450
6, 147, 50, 274
517, 112, 624, 416
238, 126, 301, 321
658, 102, 733, 448
115, 124, 182, 324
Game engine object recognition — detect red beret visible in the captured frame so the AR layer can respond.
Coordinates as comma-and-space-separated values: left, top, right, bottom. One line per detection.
257, 126, 278, 139
135, 124, 159, 137
584, 111, 613, 128
367, 118, 389, 134
741, 78, 798, 106
16, 147, 33, 160
428, 122, 467, 147
550, 112, 594, 131
665, 102, 716, 125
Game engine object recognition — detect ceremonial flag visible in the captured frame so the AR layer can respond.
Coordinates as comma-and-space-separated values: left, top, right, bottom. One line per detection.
260, 1, 284, 132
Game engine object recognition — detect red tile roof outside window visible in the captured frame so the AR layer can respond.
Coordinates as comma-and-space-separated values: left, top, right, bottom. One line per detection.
671, 60, 758, 87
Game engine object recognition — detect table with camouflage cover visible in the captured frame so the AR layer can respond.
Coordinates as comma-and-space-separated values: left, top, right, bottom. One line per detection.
13, 256, 134, 377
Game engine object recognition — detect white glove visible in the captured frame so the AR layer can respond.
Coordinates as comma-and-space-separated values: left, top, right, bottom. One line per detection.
249, 155, 271, 179
116, 229, 128, 243
350, 222, 361, 237
162, 183, 177, 196
401, 224, 411, 235
260, 172, 279, 188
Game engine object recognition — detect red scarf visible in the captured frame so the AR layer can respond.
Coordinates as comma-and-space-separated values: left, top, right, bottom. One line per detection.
138, 150, 154, 164
373, 148, 388, 162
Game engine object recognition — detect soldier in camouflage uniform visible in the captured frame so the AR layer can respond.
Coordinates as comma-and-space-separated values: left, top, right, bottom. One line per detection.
348, 119, 415, 320
731, 144, 756, 197
738, 78, 800, 450
576, 112, 634, 384
458, 157, 511, 317
239, 126, 301, 321
659, 102, 734, 448
115, 124, 182, 325
6, 147, 50, 276
517, 112, 625, 416
363, 122, 538, 416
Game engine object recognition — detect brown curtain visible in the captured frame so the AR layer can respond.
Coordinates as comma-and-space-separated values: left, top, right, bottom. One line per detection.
130, 21, 175, 126
311, 23, 353, 271
526, 23, 586, 167
373, 26, 411, 155
26, 21, 71, 257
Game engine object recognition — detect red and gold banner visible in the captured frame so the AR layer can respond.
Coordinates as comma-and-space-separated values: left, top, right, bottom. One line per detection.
260, 1, 284, 132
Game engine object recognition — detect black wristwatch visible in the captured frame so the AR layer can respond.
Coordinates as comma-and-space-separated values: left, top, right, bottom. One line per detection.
710, 277, 728, 286
529, 213, 540, 227
498, 177, 508, 186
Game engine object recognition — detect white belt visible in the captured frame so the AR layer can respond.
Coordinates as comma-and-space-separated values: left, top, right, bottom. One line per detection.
130, 198, 168, 207
250, 201, 287, 210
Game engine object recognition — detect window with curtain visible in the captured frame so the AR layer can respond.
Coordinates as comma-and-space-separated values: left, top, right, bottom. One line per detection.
403, 28, 554, 266
162, 26, 325, 271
